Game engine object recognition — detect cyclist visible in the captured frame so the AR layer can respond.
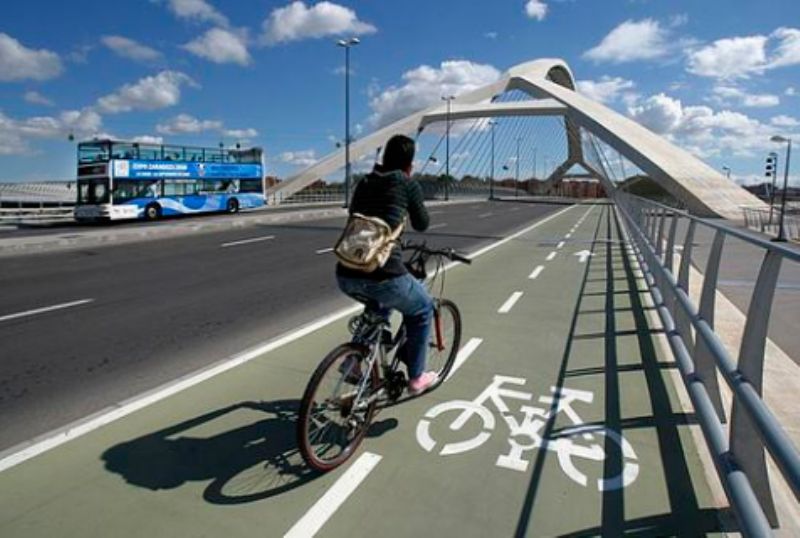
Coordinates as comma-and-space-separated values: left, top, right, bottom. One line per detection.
336, 134, 438, 394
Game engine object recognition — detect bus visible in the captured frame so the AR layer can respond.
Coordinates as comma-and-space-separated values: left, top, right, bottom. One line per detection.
74, 139, 266, 221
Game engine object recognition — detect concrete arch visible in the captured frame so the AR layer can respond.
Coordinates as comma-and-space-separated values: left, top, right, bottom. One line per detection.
270, 58, 761, 219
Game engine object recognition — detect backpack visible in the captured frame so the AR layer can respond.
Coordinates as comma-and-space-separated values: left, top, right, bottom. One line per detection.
334, 213, 405, 273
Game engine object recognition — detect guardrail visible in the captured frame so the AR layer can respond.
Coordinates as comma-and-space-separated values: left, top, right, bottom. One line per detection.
0, 207, 74, 224
742, 205, 800, 241
614, 192, 800, 536
269, 185, 526, 205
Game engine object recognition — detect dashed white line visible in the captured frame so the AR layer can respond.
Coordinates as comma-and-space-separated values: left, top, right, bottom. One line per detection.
528, 265, 545, 280
498, 291, 524, 314
546, 251, 557, 261
0, 299, 94, 323
315, 247, 334, 254
478, 212, 493, 219
565, 233, 572, 239
446, 338, 483, 381
556, 241, 565, 249
284, 452, 383, 538
429, 223, 447, 230
221, 235, 275, 248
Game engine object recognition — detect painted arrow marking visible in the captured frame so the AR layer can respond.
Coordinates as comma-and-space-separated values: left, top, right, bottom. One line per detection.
574, 250, 594, 263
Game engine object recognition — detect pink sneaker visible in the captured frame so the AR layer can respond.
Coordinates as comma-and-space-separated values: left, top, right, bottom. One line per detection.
408, 371, 439, 395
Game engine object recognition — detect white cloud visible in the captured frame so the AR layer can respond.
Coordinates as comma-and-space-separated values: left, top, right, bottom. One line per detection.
159, 0, 228, 26
524, 0, 548, 21
24, 91, 54, 106
711, 86, 780, 108
368, 60, 501, 129
771, 115, 799, 127
787, 87, 797, 96
223, 128, 258, 138
101, 35, 161, 62
183, 28, 251, 65
0, 108, 102, 154
484, 31, 498, 40
687, 27, 800, 79
278, 149, 317, 167
131, 135, 164, 144
0, 33, 63, 81
97, 71, 196, 114
576, 76, 635, 104
156, 113, 222, 134
583, 19, 671, 63
262, 1, 376, 44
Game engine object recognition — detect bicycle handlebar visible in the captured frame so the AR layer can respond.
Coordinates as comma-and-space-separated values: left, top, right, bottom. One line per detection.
401, 242, 472, 265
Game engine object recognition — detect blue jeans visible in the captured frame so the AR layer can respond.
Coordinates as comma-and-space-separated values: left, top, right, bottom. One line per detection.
337, 273, 434, 379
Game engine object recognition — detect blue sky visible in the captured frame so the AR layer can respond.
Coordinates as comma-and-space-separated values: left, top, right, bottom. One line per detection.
0, 0, 798, 184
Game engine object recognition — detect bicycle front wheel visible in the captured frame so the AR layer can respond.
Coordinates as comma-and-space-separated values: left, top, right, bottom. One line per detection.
297, 344, 379, 472
426, 299, 462, 389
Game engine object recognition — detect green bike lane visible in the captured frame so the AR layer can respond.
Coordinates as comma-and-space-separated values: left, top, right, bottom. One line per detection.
0, 203, 724, 537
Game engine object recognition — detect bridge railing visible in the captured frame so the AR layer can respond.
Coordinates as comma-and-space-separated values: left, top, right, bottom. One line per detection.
741, 205, 800, 241
614, 192, 800, 536
0, 206, 75, 224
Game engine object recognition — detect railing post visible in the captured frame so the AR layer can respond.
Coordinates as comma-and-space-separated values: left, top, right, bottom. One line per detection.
655, 208, 667, 258
675, 220, 696, 346
665, 210, 678, 275
730, 250, 783, 526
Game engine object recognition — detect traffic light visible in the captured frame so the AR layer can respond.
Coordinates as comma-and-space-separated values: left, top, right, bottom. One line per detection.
765, 153, 777, 178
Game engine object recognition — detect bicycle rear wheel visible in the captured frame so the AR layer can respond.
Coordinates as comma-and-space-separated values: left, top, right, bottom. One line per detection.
426, 299, 462, 389
297, 344, 379, 472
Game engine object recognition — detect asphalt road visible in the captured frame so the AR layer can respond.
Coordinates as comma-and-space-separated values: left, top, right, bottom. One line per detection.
0, 200, 563, 451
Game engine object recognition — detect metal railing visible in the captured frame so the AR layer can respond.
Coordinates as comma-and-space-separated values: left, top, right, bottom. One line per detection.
742, 205, 800, 241
614, 192, 800, 536
0, 206, 74, 224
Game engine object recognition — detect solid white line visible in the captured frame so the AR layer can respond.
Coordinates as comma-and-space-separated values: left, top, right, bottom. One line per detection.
528, 265, 545, 280
0, 203, 580, 474
498, 291, 523, 314
0, 299, 94, 323
546, 251, 557, 261
284, 452, 383, 538
445, 338, 483, 381
429, 223, 447, 230
221, 235, 275, 248
478, 212, 493, 219
315, 247, 334, 254
556, 241, 565, 249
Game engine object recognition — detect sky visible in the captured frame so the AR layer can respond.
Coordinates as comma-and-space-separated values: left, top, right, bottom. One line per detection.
0, 0, 799, 185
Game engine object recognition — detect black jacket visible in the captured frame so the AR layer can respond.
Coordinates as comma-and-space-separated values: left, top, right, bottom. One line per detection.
336, 167, 429, 281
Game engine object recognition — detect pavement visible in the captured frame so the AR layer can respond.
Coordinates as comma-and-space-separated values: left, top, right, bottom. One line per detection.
0, 202, 726, 537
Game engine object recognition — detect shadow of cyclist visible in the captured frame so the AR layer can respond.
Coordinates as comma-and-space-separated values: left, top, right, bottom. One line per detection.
102, 399, 398, 505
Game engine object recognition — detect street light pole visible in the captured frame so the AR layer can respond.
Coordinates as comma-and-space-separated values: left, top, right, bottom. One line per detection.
515, 137, 521, 197
338, 37, 360, 208
771, 135, 792, 242
767, 152, 779, 224
489, 120, 497, 200
722, 165, 731, 179
442, 95, 455, 201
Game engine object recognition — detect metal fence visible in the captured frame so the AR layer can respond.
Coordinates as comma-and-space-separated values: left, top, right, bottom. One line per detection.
271, 183, 525, 205
742, 205, 800, 241
0, 206, 74, 225
614, 192, 800, 536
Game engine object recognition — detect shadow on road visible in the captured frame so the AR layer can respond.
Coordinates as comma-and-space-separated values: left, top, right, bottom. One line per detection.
102, 399, 397, 505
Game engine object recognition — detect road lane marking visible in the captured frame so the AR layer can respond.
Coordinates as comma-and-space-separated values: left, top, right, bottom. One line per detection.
528, 265, 544, 280
446, 338, 483, 381
498, 291, 523, 314
221, 235, 275, 248
429, 223, 447, 230
565, 233, 572, 239
557, 241, 565, 249
546, 251, 557, 261
429, 210, 444, 215
315, 247, 334, 254
0, 299, 94, 323
478, 212, 493, 218
0, 203, 580, 474
284, 452, 383, 538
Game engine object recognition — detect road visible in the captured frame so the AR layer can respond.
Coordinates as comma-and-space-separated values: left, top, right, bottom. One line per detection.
0, 202, 724, 537
0, 200, 562, 451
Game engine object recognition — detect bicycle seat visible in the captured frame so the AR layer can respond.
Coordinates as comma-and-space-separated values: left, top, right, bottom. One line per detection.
349, 293, 383, 313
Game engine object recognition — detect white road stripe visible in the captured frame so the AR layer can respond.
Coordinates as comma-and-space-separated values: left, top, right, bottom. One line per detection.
546, 251, 557, 261
528, 265, 544, 280
498, 291, 523, 314
556, 241, 565, 249
446, 338, 483, 381
0, 299, 94, 323
565, 233, 572, 239
429, 223, 447, 230
478, 212, 493, 218
315, 247, 334, 254
284, 452, 383, 538
221, 235, 275, 248
429, 210, 444, 215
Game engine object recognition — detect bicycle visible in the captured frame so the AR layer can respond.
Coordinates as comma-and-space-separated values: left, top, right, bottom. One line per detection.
297, 242, 472, 472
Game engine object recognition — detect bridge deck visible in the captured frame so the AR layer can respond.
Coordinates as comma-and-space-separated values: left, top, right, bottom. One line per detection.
0, 204, 725, 536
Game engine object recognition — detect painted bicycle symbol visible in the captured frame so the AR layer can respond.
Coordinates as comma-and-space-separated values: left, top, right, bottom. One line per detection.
415, 375, 639, 491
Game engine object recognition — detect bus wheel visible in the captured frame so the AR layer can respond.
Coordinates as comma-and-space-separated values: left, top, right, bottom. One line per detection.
226, 198, 240, 214
144, 203, 161, 221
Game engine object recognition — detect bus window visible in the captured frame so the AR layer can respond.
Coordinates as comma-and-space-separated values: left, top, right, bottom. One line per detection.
78, 178, 110, 204
112, 180, 159, 203
79, 143, 110, 164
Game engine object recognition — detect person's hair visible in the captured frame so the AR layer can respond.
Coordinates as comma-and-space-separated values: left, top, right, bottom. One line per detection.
382, 134, 415, 172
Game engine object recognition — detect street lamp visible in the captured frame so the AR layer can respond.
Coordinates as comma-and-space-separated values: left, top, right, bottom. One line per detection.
488, 120, 498, 200
337, 37, 360, 208
766, 152, 779, 223
722, 165, 731, 179
515, 137, 522, 197
442, 95, 455, 201
770, 135, 792, 242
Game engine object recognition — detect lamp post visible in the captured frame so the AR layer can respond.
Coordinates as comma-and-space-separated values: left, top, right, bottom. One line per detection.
515, 137, 521, 197
488, 120, 498, 200
722, 165, 731, 179
337, 37, 360, 208
766, 152, 779, 223
442, 95, 455, 201
771, 135, 792, 242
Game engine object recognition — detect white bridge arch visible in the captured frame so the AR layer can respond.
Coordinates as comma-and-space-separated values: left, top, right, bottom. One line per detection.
269, 58, 761, 220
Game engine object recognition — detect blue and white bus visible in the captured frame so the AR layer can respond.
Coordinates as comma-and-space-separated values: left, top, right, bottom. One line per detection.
74, 139, 266, 221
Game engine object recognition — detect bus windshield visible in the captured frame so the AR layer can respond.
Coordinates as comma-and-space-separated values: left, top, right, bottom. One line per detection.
78, 178, 110, 204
